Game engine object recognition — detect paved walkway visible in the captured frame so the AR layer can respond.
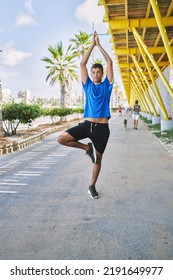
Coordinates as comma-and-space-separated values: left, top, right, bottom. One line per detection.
96, 111, 173, 259
0, 111, 173, 260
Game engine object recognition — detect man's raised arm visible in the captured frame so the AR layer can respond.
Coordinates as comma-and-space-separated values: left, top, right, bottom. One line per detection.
95, 32, 114, 84
80, 33, 96, 84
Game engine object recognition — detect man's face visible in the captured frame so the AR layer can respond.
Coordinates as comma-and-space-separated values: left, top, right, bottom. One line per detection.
91, 67, 103, 84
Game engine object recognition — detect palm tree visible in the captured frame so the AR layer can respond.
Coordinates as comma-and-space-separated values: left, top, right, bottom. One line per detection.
41, 42, 78, 107
70, 31, 92, 105
94, 58, 104, 65
70, 31, 92, 57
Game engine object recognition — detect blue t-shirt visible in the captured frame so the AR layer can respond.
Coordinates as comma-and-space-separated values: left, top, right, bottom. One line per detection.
82, 76, 113, 118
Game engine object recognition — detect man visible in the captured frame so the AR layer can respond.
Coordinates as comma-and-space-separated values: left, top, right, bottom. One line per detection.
58, 31, 114, 199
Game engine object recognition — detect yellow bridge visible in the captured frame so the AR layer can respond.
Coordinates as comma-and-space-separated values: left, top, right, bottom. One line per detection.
99, 0, 173, 127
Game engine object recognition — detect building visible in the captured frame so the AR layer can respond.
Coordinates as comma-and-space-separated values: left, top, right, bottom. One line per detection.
18, 90, 31, 104
2, 88, 12, 104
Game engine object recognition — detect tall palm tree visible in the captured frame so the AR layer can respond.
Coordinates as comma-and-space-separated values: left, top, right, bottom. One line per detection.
70, 31, 92, 105
41, 42, 78, 107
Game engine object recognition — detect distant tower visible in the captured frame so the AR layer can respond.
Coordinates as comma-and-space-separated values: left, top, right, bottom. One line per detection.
18, 90, 31, 104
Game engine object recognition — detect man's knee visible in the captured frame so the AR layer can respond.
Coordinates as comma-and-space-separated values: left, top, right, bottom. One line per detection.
57, 133, 66, 145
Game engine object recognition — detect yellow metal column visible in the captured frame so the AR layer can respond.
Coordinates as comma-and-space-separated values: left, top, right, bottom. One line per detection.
131, 54, 158, 116
150, 0, 173, 69
131, 78, 147, 112
132, 28, 173, 103
133, 30, 169, 119
131, 68, 151, 113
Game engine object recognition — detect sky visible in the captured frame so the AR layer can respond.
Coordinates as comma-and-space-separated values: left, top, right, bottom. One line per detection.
0, 0, 122, 99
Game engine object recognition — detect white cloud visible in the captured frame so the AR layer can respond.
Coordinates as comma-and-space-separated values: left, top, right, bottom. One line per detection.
24, 0, 34, 15
75, 0, 107, 32
15, 0, 37, 27
15, 13, 37, 26
2, 42, 32, 67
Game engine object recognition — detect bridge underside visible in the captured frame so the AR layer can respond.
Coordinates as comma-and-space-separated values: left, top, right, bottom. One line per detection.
99, 0, 173, 119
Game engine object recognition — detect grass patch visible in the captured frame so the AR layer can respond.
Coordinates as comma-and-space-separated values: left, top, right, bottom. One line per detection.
151, 127, 173, 143
159, 129, 173, 144
140, 115, 173, 144
153, 131, 162, 138
140, 116, 152, 125
147, 123, 161, 131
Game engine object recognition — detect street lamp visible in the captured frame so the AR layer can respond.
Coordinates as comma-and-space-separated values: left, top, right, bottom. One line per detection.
0, 49, 3, 137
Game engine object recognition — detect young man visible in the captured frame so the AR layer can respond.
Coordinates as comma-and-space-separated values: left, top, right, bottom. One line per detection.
58, 31, 114, 199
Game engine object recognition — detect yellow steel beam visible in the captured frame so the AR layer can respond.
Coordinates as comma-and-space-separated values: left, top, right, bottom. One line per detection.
103, 0, 125, 5
111, 29, 127, 35
131, 68, 151, 113
132, 28, 173, 102
115, 46, 173, 55
109, 17, 173, 29
121, 71, 157, 76
131, 77, 148, 112
133, 31, 169, 119
130, 82, 140, 105
131, 55, 159, 116
119, 61, 169, 68
98, 0, 110, 22
150, 0, 173, 69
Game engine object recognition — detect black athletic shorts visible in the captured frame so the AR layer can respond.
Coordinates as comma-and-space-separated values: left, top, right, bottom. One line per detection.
66, 120, 110, 154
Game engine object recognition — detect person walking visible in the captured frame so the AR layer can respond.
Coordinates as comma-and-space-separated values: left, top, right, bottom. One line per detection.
58, 31, 114, 199
132, 100, 140, 130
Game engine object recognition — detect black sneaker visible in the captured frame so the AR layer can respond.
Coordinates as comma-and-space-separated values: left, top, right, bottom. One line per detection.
86, 142, 95, 163
88, 185, 100, 199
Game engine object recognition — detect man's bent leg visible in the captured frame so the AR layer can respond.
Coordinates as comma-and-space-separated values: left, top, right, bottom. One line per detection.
58, 132, 88, 151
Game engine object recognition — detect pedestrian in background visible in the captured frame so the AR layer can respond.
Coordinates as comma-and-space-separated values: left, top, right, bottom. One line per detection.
132, 100, 140, 130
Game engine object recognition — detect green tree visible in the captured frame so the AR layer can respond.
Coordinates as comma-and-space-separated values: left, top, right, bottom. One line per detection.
70, 31, 92, 105
41, 42, 78, 107
94, 58, 104, 65
70, 31, 92, 57
2, 103, 41, 135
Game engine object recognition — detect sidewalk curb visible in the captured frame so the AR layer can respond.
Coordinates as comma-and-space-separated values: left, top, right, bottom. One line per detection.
0, 120, 80, 156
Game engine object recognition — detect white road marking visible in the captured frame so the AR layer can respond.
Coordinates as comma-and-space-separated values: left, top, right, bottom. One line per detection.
0, 160, 18, 168
0, 183, 28, 186
3, 179, 19, 182
33, 161, 54, 165
46, 154, 67, 157
30, 167, 50, 169
0, 191, 18, 194
18, 171, 44, 174
14, 174, 41, 176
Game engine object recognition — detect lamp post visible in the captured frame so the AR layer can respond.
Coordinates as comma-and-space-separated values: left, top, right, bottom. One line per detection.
0, 49, 3, 136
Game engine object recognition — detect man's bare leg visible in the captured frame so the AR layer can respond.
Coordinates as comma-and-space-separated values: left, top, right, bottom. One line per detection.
58, 132, 88, 151
59, 132, 101, 198
91, 151, 102, 186
88, 151, 102, 199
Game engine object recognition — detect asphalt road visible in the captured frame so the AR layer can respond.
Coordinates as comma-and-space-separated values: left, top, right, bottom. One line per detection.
0, 113, 173, 260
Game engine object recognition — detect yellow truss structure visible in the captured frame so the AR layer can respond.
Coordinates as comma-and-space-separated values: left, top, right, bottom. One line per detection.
98, 0, 173, 119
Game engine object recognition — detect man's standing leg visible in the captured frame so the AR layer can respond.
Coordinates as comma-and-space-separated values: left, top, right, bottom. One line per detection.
88, 151, 102, 199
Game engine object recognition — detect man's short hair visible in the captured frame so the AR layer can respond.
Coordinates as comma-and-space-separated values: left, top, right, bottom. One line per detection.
91, 63, 103, 72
